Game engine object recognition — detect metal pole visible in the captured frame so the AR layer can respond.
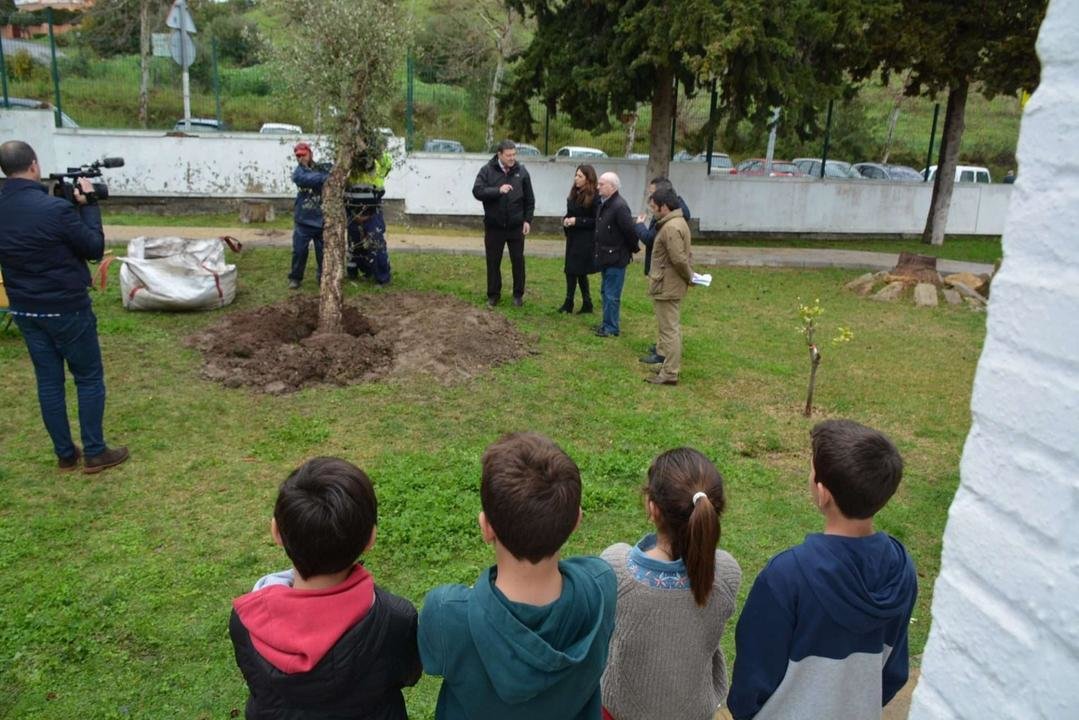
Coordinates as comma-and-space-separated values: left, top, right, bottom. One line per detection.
212, 37, 222, 126
405, 51, 414, 152
705, 79, 717, 176
180, 0, 191, 129
924, 102, 940, 181
47, 8, 63, 128
0, 36, 9, 108
820, 99, 834, 178
669, 78, 678, 159
544, 105, 550, 156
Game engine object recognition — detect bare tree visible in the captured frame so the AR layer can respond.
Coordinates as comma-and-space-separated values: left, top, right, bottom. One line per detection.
478, 4, 521, 151
264, 0, 407, 334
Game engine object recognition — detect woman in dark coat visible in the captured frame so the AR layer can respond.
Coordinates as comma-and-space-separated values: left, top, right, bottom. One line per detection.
560, 164, 598, 313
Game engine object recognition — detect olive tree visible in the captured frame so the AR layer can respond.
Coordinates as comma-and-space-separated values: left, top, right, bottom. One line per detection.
264, 0, 407, 334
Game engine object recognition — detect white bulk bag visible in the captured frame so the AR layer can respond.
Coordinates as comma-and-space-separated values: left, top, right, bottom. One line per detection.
108, 236, 242, 311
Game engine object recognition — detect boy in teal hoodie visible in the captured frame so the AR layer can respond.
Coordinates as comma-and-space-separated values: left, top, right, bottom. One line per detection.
419, 432, 617, 720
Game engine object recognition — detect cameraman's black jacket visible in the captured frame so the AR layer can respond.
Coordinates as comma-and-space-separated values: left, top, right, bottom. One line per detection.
472, 155, 535, 232
0, 178, 104, 313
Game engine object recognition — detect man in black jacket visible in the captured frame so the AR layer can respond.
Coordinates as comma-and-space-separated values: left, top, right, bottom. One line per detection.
593, 172, 639, 337
0, 141, 128, 474
472, 140, 535, 307
634, 176, 691, 275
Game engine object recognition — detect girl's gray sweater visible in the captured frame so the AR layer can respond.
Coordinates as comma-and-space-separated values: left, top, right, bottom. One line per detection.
600, 541, 742, 720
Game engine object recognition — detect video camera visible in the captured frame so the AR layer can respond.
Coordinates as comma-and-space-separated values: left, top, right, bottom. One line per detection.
48, 157, 125, 204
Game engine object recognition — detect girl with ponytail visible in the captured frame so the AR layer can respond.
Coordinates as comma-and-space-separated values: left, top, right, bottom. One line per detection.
600, 448, 742, 720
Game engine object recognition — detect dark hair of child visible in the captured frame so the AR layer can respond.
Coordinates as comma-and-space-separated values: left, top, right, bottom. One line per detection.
480, 432, 582, 564
810, 419, 904, 519
274, 457, 378, 580
646, 447, 727, 607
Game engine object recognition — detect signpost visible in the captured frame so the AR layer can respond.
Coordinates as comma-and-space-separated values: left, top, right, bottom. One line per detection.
151, 33, 171, 59
166, 0, 197, 130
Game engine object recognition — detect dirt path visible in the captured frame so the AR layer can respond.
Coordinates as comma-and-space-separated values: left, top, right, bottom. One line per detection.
103, 224, 994, 275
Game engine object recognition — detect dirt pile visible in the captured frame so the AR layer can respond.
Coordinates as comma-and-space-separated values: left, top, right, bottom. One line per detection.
186, 292, 533, 393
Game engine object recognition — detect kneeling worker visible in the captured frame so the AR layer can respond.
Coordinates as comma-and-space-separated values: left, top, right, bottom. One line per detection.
347, 149, 393, 285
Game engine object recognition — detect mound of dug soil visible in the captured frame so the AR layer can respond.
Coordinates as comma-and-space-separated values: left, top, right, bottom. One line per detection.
186, 292, 533, 393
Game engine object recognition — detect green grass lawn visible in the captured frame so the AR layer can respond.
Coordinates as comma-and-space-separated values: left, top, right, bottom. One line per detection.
0, 249, 985, 718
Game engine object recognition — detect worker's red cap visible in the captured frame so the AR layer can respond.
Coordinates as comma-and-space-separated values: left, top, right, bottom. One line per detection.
293, 142, 312, 157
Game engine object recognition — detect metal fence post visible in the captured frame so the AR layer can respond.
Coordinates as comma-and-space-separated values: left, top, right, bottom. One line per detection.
705, 79, 717, 176
0, 36, 9, 108
924, 103, 940, 181
543, 105, 550, 156
212, 37, 222, 126
820, 99, 834, 178
405, 51, 414, 152
47, 8, 63, 128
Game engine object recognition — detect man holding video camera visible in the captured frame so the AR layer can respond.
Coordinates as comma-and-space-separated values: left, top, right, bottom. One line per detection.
0, 140, 129, 474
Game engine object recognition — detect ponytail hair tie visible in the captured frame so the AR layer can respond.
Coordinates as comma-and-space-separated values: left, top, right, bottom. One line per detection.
692, 491, 708, 506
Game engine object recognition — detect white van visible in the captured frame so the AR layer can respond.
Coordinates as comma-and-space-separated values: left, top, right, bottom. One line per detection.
924, 164, 992, 183
260, 123, 303, 134
555, 145, 608, 159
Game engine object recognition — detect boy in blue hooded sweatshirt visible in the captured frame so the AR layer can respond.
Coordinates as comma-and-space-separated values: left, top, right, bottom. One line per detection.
728, 419, 917, 720
419, 432, 617, 720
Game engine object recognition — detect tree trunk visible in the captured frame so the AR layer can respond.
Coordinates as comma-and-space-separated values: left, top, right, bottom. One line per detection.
138, 0, 151, 128
922, 80, 969, 246
485, 54, 505, 152
318, 134, 358, 335
623, 111, 638, 157
804, 345, 821, 417
881, 106, 900, 163
484, 10, 513, 152
643, 66, 675, 208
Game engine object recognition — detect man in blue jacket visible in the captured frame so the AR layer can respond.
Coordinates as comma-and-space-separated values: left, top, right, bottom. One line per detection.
0, 141, 128, 473
289, 142, 329, 290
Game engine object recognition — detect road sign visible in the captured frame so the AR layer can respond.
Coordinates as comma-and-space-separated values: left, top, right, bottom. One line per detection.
169, 29, 196, 68
151, 33, 171, 58
165, 0, 197, 34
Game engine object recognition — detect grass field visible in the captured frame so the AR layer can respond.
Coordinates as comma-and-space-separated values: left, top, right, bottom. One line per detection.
0, 249, 986, 718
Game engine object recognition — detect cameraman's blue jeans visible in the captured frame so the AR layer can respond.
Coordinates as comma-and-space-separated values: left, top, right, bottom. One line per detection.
13, 307, 107, 459
600, 266, 627, 335
289, 225, 324, 283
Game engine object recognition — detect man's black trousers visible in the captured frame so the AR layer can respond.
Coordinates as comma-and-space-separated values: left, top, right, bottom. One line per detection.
483, 227, 526, 301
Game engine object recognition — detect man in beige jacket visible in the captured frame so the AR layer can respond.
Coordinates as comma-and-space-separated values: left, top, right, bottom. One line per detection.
644, 185, 693, 386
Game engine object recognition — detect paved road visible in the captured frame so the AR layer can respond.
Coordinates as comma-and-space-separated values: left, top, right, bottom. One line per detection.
1, 38, 63, 65
103, 224, 996, 276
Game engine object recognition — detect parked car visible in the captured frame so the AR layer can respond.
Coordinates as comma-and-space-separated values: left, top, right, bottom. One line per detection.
793, 158, 863, 179
924, 164, 992, 183
627, 152, 650, 160
515, 143, 542, 157
693, 151, 733, 171
852, 162, 924, 182
555, 145, 608, 159
259, 122, 303, 134
173, 118, 229, 132
423, 138, 465, 153
3, 96, 79, 128
729, 158, 804, 177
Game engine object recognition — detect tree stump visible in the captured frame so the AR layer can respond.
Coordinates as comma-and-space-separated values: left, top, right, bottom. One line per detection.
240, 200, 276, 224
891, 252, 942, 286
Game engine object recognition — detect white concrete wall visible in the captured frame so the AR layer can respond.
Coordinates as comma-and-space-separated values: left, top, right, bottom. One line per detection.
2, 107, 1009, 235
909, 1, 1079, 718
